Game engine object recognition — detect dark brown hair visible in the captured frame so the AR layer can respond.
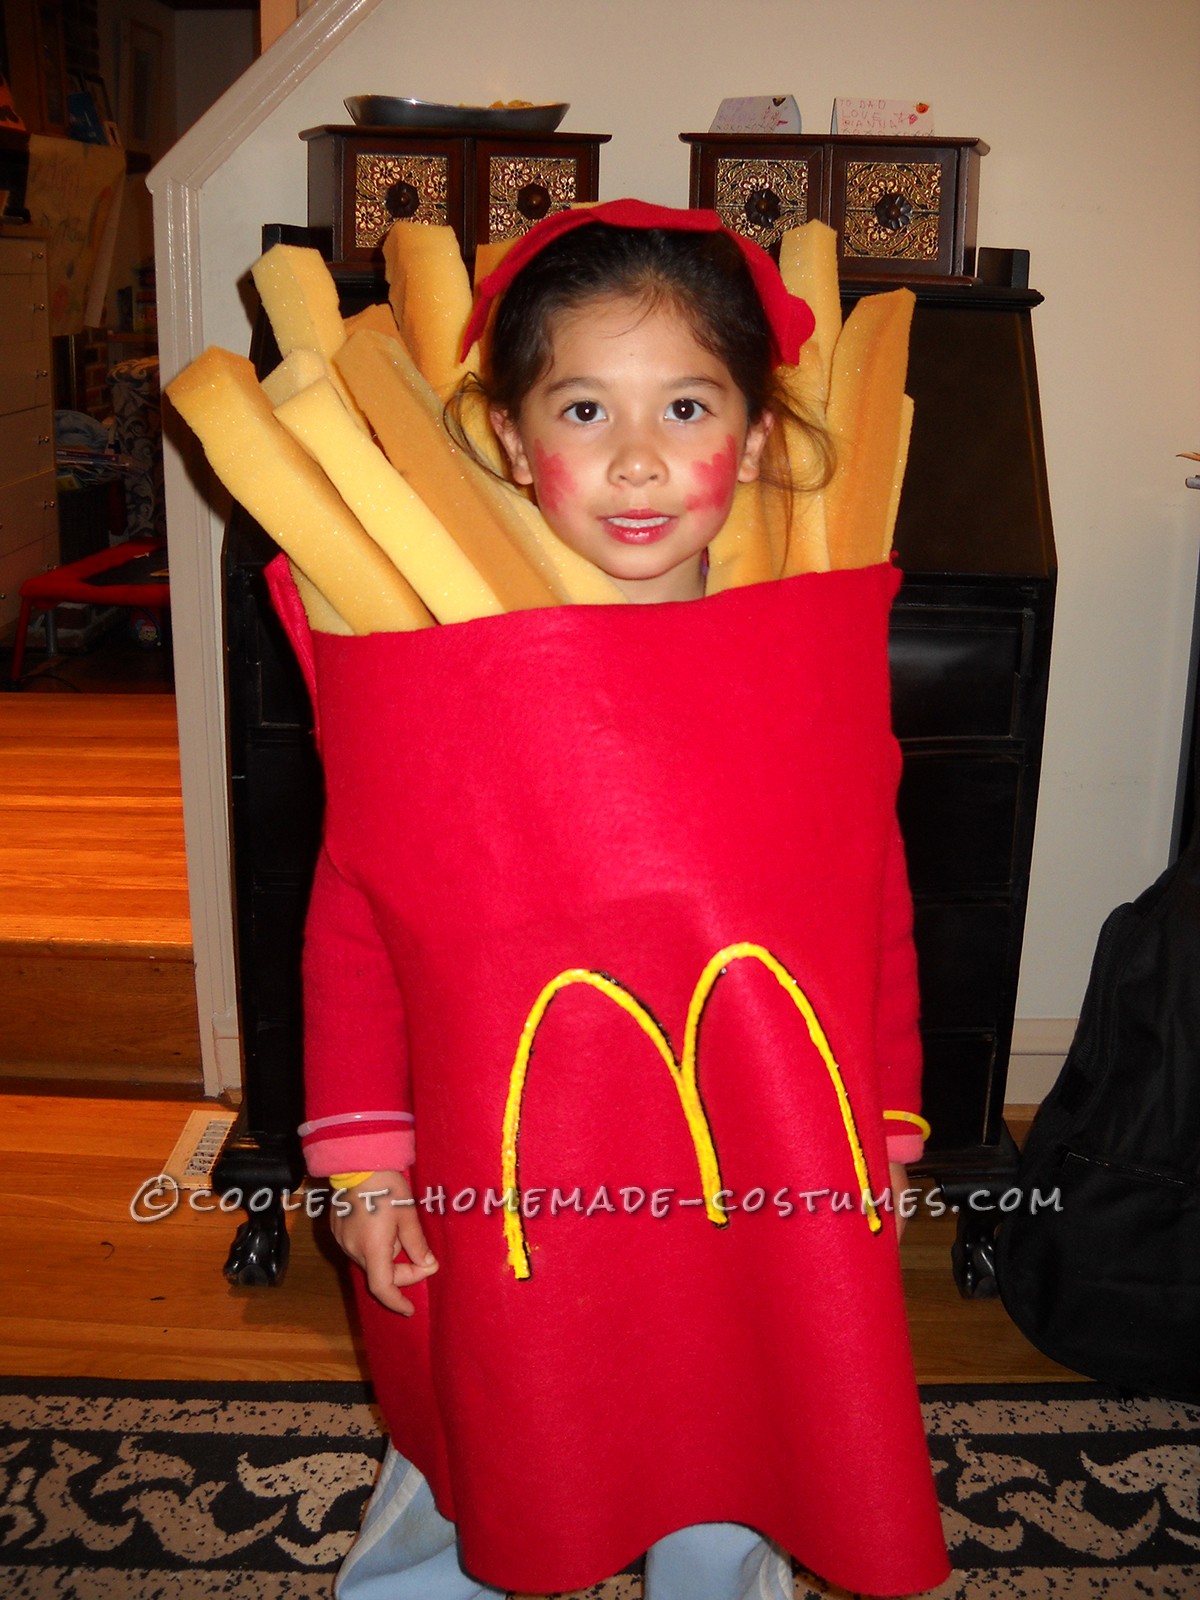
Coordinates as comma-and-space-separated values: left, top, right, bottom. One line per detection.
450, 222, 832, 491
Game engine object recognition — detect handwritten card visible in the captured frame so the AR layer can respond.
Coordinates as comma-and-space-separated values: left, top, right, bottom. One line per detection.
832, 99, 933, 136
709, 96, 802, 135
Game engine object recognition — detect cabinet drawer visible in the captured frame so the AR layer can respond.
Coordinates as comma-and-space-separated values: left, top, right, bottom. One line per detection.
0, 471, 59, 560
889, 610, 1025, 738
475, 138, 604, 246
302, 125, 609, 266
897, 752, 1021, 893
0, 275, 50, 346
912, 901, 1011, 1029
0, 522, 57, 633
691, 142, 828, 255
0, 407, 55, 484
0, 238, 49, 275
0, 339, 52, 411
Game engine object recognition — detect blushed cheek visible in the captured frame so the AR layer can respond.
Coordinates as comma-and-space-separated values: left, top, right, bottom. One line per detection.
532, 440, 577, 515
685, 435, 739, 513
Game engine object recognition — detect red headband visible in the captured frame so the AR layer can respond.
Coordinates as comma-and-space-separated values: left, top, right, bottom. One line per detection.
459, 198, 815, 367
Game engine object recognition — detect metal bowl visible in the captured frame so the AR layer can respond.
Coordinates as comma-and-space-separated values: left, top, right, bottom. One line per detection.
344, 97, 569, 133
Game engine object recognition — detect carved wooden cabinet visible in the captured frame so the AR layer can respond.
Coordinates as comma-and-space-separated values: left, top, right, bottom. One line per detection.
882, 281, 1056, 1294
682, 133, 986, 281
301, 124, 610, 268
0, 227, 57, 636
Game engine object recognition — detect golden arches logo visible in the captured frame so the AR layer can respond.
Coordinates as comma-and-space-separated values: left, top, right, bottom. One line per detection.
501, 941, 884, 1280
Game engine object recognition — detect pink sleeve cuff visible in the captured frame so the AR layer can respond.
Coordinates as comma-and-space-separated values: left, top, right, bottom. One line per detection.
304, 1130, 416, 1177
886, 1131, 925, 1165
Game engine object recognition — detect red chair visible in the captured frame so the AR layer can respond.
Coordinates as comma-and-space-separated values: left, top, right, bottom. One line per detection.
9, 539, 170, 686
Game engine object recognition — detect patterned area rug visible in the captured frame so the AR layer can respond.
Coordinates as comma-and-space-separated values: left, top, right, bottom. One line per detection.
1, 1379, 1198, 1598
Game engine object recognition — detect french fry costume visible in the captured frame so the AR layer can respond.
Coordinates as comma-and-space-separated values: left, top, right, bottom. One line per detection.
170, 201, 949, 1597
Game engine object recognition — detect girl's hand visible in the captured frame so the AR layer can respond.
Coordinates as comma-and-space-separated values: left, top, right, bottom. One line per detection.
330, 1169, 438, 1315
889, 1160, 911, 1243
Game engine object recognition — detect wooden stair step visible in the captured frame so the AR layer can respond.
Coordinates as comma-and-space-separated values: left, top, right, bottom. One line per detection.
0, 695, 201, 1087
0, 944, 201, 1084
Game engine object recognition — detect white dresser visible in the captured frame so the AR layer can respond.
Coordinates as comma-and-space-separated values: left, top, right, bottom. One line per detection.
0, 228, 58, 637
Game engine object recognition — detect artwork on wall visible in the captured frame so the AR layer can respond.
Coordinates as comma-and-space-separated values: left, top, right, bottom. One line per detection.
24, 134, 125, 333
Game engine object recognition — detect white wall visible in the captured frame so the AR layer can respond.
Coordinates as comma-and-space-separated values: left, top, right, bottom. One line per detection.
174, 11, 258, 137
158, 0, 1200, 1096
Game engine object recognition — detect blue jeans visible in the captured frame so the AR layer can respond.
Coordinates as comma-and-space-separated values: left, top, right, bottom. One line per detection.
336, 1444, 794, 1599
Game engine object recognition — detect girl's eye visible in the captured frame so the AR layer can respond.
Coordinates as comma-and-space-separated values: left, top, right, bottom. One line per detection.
563, 400, 605, 424
668, 398, 707, 422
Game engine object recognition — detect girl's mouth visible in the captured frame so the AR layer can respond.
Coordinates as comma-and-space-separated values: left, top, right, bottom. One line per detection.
604, 513, 676, 545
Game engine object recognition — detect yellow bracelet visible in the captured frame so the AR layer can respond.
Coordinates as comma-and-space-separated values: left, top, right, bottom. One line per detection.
328, 1171, 377, 1191
883, 1110, 932, 1140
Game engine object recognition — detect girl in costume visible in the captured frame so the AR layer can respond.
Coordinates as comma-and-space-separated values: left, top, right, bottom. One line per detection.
290, 200, 950, 1599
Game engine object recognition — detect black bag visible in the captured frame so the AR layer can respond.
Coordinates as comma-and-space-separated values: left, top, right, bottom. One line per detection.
995, 838, 1200, 1402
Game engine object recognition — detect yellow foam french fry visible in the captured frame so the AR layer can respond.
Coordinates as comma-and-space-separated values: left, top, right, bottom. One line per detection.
291, 566, 354, 635
470, 238, 519, 375
452, 381, 509, 478
705, 480, 776, 595
261, 348, 329, 408
473, 237, 517, 288
251, 244, 344, 360
344, 300, 401, 343
334, 328, 558, 610
779, 342, 832, 577
481, 471, 627, 605
823, 288, 915, 571
167, 347, 432, 634
274, 377, 506, 625
250, 244, 368, 429
383, 222, 475, 403
336, 328, 621, 608
779, 222, 842, 396
881, 393, 915, 563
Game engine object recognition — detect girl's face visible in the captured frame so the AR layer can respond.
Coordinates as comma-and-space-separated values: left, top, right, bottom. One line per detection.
491, 293, 773, 604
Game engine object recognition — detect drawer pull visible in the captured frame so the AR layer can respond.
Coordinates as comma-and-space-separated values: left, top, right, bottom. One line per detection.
42, 499, 57, 511
38, 434, 51, 445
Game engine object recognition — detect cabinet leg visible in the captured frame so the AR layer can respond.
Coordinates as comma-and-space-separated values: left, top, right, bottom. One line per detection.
223, 1201, 290, 1287
950, 1208, 999, 1299
211, 1115, 304, 1288
920, 1124, 1019, 1299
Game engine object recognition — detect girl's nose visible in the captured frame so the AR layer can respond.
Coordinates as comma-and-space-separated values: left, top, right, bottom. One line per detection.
609, 431, 665, 487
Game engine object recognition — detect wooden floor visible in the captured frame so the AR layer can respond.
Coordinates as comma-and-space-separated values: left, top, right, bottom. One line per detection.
0, 1092, 1079, 1386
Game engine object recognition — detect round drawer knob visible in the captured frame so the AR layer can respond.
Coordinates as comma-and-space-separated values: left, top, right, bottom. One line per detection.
516, 182, 553, 222
873, 192, 914, 232
385, 180, 421, 220
743, 188, 783, 230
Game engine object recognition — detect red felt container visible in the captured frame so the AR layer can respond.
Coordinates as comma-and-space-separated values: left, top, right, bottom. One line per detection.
270, 556, 949, 1596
